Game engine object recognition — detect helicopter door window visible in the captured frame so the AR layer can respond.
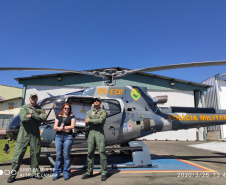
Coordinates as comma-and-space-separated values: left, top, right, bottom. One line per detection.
100, 100, 121, 117
71, 103, 90, 127
41, 99, 58, 122
45, 108, 57, 122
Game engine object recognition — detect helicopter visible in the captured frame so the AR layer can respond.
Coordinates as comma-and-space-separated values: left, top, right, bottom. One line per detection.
2, 60, 226, 168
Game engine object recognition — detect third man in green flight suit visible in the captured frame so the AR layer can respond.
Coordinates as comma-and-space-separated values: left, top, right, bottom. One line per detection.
82, 97, 108, 181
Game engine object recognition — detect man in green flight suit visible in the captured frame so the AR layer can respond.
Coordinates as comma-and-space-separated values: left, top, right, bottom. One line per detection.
7, 94, 47, 183
82, 97, 108, 181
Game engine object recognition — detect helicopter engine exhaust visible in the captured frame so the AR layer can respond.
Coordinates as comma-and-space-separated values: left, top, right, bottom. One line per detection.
153, 95, 168, 105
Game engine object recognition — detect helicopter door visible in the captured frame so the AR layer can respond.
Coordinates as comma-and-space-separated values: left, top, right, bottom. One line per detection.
101, 99, 123, 142
39, 97, 65, 146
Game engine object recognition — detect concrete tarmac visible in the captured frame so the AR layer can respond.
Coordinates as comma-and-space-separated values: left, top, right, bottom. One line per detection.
0, 141, 226, 185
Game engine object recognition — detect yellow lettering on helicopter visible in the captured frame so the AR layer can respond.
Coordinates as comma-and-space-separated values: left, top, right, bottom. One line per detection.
178, 115, 183, 121
97, 88, 124, 95
208, 115, 214, 121
110, 89, 114, 95
115, 89, 123, 95
98, 88, 107, 94
214, 115, 219, 120
193, 116, 198, 121
173, 115, 178, 120
200, 115, 208, 121
185, 115, 190, 121
168, 114, 226, 122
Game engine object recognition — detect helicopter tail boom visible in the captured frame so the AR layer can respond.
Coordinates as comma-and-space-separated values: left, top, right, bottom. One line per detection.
158, 107, 226, 131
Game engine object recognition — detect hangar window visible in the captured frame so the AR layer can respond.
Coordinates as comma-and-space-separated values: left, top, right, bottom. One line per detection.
0, 114, 14, 128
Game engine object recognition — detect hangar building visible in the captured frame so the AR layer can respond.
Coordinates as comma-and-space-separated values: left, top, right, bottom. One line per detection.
0, 85, 22, 137
15, 68, 210, 141
202, 74, 226, 141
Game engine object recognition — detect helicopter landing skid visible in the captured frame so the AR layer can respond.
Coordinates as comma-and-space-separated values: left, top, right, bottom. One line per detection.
43, 141, 152, 168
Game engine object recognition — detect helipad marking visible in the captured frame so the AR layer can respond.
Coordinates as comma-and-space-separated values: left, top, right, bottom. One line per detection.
71, 154, 216, 173
200, 161, 222, 169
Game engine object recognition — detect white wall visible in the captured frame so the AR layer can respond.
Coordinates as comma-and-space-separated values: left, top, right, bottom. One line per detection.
217, 80, 226, 139
0, 98, 22, 116
148, 90, 194, 107
24, 85, 83, 104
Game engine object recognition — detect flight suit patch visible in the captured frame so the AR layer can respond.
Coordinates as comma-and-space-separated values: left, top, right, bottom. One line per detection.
36, 110, 41, 114
29, 109, 34, 114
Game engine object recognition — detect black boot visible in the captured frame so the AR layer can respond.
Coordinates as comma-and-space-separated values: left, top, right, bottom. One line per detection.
82, 174, 93, 179
7, 176, 16, 183
101, 175, 107, 181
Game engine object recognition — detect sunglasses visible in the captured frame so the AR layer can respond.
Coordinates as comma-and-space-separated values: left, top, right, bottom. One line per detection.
64, 107, 70, 110
93, 101, 100, 104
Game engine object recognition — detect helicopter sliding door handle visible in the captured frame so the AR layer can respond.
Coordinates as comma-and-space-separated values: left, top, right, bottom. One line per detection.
108, 126, 115, 130
45, 125, 52, 129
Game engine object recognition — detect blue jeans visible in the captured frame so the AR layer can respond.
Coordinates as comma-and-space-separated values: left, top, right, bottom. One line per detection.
53, 134, 73, 179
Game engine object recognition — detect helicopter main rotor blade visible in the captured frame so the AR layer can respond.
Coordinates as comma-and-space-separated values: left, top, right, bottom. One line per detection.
129, 60, 226, 73
2, 60, 226, 80
0, 67, 80, 73
0, 67, 96, 75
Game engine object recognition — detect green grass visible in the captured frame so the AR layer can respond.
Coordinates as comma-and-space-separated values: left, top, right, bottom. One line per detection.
0, 139, 30, 163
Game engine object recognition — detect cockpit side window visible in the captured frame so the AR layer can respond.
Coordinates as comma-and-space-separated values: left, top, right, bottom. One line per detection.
41, 100, 56, 122
101, 100, 121, 117
41, 97, 65, 122
66, 98, 121, 120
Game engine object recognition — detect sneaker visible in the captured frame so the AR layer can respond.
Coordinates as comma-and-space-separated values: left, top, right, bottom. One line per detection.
52, 175, 60, 181
82, 174, 92, 179
7, 176, 15, 183
64, 177, 70, 181
101, 175, 107, 181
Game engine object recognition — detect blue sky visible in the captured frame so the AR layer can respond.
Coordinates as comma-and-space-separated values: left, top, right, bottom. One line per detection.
0, 0, 226, 88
